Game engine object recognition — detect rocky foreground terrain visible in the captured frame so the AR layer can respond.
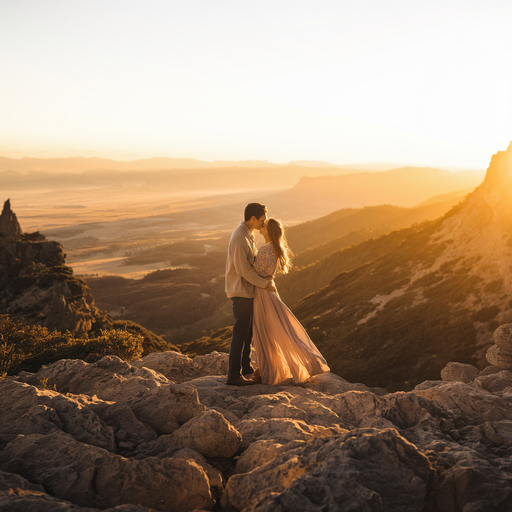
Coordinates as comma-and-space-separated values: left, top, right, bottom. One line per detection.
2, 326, 512, 512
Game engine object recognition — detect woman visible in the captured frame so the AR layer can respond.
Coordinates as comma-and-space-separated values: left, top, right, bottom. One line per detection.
251, 218, 330, 385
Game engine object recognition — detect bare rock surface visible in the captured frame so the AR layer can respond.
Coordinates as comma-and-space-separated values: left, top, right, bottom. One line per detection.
474, 369, 512, 393
24, 355, 170, 401
0, 379, 115, 451
76, 398, 158, 446
296, 371, 380, 394
0, 431, 214, 512
223, 428, 433, 512
164, 409, 241, 458
415, 381, 512, 423
20, 355, 206, 435
0, 469, 158, 511
3, 349, 512, 511
131, 350, 229, 383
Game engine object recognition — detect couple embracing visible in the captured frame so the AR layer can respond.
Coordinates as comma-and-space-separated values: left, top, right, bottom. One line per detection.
225, 202, 330, 386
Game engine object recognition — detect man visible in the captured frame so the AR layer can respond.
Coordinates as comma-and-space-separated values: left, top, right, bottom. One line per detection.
225, 202, 275, 386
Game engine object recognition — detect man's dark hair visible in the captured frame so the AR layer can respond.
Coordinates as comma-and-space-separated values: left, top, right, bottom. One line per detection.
244, 202, 267, 222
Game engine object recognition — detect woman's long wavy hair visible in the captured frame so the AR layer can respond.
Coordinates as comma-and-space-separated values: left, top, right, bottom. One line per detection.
266, 218, 293, 274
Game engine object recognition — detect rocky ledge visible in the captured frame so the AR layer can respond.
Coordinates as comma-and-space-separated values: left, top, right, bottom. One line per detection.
1, 342, 512, 512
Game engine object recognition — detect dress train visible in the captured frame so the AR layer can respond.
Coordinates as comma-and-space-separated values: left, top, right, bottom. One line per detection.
252, 286, 330, 385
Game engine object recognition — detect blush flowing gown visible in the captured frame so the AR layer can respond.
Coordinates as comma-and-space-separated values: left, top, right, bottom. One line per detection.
252, 242, 330, 385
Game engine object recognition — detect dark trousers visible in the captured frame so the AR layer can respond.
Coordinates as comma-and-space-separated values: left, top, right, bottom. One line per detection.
228, 297, 254, 380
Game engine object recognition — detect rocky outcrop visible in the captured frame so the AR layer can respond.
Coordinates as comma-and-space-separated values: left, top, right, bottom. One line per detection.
0, 199, 22, 239
0, 199, 109, 333
1, 345, 512, 511
486, 322, 512, 369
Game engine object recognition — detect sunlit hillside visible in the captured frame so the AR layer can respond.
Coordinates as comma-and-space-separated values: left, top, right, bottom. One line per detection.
293, 142, 512, 390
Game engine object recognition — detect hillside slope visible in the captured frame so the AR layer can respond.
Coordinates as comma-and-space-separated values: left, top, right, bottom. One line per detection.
292, 142, 512, 390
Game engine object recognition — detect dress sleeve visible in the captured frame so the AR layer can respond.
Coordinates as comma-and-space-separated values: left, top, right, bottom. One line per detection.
253, 244, 278, 278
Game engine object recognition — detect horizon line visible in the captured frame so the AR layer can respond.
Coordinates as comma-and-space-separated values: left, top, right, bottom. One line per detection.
0, 154, 483, 173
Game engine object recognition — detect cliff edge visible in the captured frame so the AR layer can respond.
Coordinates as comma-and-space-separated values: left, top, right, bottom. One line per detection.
0, 199, 109, 333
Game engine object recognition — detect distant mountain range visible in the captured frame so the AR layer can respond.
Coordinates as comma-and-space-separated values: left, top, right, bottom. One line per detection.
264, 167, 483, 218
1, 157, 485, 227
0, 156, 408, 173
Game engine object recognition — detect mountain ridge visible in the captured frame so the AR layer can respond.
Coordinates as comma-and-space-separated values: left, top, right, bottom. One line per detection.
291, 141, 512, 390
0, 155, 409, 173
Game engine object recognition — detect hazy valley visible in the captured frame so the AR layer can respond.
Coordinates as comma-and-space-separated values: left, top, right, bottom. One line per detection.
1, 157, 483, 353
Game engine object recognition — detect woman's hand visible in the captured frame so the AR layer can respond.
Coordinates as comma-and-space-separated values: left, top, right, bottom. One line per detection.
264, 279, 277, 293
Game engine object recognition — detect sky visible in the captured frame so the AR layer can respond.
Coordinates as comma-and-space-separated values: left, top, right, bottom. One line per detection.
1, 0, 512, 168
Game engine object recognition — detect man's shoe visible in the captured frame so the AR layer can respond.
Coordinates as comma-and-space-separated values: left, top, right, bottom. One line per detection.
226, 376, 257, 386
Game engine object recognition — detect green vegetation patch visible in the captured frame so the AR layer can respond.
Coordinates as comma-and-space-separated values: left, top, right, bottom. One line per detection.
0, 314, 144, 377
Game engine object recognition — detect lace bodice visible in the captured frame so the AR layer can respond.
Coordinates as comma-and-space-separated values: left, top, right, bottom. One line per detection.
253, 243, 277, 278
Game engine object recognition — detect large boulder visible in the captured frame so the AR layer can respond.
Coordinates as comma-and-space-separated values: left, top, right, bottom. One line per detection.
222, 428, 433, 512
162, 409, 241, 458
128, 384, 205, 435
493, 323, 512, 351
441, 362, 480, 383
486, 344, 512, 370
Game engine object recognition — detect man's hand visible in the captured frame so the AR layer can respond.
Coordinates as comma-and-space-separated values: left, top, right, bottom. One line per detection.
264, 279, 277, 293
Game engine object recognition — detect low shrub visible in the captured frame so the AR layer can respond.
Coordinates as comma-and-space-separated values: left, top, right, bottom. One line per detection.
0, 314, 143, 377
